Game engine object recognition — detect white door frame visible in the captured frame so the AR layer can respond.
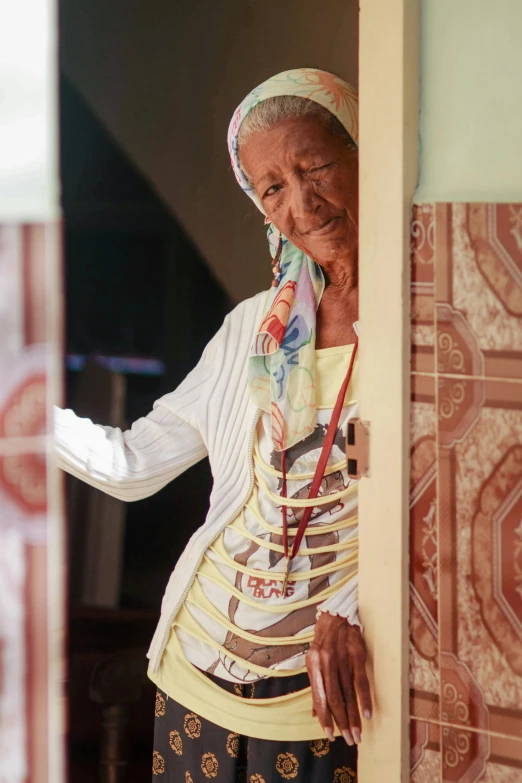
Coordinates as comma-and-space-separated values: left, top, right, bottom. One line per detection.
358, 1, 419, 780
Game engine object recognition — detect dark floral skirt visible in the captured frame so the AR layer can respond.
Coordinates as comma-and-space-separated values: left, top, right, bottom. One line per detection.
152, 673, 357, 782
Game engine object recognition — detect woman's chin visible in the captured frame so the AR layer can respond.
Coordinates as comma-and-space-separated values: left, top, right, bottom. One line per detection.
305, 233, 356, 266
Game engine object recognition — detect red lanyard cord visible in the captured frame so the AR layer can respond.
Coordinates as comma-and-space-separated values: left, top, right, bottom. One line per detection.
281, 338, 358, 576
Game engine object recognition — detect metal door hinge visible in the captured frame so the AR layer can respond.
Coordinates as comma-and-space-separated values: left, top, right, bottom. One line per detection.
346, 418, 370, 480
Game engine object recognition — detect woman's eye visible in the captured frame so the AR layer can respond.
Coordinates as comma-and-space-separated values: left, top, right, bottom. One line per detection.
263, 184, 280, 198
310, 162, 334, 173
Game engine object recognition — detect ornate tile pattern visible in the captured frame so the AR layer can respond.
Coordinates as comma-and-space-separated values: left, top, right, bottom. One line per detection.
411, 204, 436, 373
411, 719, 441, 783
410, 204, 522, 782
439, 385, 522, 714
410, 374, 440, 719
435, 204, 522, 380
0, 223, 62, 783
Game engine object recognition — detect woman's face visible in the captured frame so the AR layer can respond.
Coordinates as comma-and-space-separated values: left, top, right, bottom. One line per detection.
240, 116, 358, 269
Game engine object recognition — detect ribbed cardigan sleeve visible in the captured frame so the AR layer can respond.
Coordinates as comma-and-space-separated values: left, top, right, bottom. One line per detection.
317, 574, 360, 628
53, 319, 225, 502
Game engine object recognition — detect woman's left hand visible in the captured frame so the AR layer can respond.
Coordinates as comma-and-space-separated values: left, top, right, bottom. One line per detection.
306, 612, 372, 746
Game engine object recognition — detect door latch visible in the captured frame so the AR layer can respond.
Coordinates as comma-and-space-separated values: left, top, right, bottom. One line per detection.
345, 418, 370, 480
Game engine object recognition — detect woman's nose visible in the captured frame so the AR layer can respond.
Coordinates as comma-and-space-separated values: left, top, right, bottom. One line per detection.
288, 178, 320, 219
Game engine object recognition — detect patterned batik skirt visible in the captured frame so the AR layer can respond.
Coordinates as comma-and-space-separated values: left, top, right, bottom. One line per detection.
152, 672, 357, 782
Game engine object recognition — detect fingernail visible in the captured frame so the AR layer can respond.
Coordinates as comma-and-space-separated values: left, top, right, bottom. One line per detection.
352, 728, 361, 744
342, 729, 354, 746
325, 728, 335, 742
364, 709, 372, 720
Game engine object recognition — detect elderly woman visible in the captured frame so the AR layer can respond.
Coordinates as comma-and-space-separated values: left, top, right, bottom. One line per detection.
55, 68, 371, 783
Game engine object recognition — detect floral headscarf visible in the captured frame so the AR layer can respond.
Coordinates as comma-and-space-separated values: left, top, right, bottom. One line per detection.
228, 68, 358, 451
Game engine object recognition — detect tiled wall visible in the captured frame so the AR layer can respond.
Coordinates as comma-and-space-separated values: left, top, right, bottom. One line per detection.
0, 224, 63, 782
410, 204, 522, 782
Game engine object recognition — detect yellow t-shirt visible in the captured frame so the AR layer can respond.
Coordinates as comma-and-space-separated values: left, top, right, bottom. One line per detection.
148, 345, 359, 741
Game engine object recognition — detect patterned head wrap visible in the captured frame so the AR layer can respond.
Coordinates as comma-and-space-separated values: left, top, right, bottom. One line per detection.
228, 68, 358, 451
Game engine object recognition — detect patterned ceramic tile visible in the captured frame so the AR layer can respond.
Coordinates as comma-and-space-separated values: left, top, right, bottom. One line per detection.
23, 224, 53, 345
411, 722, 522, 781
435, 204, 522, 381
0, 217, 61, 783
440, 723, 490, 783
437, 377, 522, 739
0, 226, 25, 354
484, 734, 522, 779
0, 223, 52, 441
0, 223, 52, 349
410, 374, 439, 719
412, 204, 435, 373
0, 529, 27, 778
479, 761, 522, 783
0, 453, 47, 542
0, 531, 51, 783
440, 729, 522, 782
0, 344, 49, 440
411, 719, 441, 782
24, 542, 50, 783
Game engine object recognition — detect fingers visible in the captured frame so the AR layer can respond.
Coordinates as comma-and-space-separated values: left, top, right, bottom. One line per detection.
322, 648, 353, 746
306, 644, 335, 741
318, 623, 353, 745
337, 624, 360, 743
347, 625, 373, 720
307, 616, 373, 748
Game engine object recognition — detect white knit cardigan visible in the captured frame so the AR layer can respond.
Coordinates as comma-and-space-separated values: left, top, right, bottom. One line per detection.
54, 291, 360, 672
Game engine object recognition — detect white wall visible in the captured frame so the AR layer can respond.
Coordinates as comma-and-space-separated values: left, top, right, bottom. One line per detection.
416, 0, 522, 203
60, 0, 359, 301
0, 0, 58, 220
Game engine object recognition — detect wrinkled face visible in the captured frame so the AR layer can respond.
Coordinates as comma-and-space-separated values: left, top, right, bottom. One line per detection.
239, 116, 358, 268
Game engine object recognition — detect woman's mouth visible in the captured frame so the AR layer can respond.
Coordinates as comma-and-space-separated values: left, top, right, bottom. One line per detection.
306, 217, 341, 236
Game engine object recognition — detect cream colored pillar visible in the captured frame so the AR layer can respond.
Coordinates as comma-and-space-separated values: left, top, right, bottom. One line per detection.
358, 0, 419, 780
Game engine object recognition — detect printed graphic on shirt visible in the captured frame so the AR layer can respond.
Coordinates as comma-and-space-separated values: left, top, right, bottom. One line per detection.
191, 409, 358, 682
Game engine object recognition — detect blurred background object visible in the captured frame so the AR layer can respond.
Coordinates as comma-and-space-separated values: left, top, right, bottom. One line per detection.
0, 0, 63, 780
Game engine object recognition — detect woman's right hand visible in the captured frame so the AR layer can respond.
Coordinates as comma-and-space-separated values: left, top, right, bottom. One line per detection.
306, 612, 372, 745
